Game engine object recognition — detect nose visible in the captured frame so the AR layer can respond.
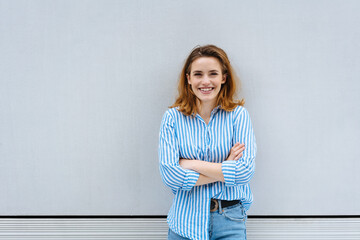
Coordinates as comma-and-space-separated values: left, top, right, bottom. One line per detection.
201, 75, 211, 85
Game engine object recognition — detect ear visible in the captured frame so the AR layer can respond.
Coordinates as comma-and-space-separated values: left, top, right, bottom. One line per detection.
222, 74, 227, 84
186, 73, 191, 85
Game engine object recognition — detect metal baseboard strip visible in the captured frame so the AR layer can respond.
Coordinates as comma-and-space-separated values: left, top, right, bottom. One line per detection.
246, 218, 360, 239
0, 217, 359, 239
0, 218, 168, 240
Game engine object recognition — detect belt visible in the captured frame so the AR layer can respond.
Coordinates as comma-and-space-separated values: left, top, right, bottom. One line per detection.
210, 199, 240, 212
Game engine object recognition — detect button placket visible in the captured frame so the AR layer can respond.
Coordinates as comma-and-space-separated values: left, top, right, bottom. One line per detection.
206, 128, 211, 161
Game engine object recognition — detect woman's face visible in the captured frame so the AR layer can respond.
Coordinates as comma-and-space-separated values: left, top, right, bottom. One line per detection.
187, 57, 226, 107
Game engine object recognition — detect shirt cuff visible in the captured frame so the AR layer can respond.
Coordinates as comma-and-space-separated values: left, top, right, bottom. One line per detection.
222, 160, 236, 187
182, 169, 200, 191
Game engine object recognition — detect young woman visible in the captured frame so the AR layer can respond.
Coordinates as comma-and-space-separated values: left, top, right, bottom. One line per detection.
159, 45, 257, 240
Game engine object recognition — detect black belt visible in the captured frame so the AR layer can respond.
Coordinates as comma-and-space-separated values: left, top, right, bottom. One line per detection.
210, 199, 240, 212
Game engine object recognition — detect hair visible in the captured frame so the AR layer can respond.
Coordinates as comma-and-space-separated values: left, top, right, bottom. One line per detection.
170, 44, 245, 116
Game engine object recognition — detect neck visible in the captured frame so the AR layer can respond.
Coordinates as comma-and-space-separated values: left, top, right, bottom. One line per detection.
196, 99, 217, 120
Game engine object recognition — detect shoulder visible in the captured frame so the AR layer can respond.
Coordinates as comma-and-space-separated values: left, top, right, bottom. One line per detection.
231, 105, 252, 122
163, 107, 183, 119
232, 105, 246, 116
161, 107, 186, 125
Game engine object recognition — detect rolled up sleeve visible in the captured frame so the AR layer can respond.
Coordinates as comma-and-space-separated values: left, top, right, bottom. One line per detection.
159, 111, 199, 192
222, 107, 257, 187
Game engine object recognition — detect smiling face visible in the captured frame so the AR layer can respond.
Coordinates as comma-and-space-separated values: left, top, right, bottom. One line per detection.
187, 57, 226, 108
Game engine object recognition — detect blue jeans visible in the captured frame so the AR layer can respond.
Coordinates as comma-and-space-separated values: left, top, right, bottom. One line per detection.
168, 201, 247, 240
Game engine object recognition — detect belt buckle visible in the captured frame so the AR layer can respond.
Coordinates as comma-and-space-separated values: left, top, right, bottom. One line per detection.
210, 199, 219, 212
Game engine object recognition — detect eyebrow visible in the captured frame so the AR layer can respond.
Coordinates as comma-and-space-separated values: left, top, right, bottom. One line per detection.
192, 70, 219, 73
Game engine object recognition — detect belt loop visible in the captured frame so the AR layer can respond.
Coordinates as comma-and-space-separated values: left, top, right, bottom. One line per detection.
218, 200, 223, 213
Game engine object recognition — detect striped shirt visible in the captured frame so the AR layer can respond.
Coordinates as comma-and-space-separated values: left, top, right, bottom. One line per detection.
158, 105, 257, 240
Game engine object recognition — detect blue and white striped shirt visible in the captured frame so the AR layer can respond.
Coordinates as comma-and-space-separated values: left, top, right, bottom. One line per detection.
159, 105, 256, 240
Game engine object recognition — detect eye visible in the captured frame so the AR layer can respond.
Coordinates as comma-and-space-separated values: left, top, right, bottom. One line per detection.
211, 73, 218, 75
194, 73, 202, 76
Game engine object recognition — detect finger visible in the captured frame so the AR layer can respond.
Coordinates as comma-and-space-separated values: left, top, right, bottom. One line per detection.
232, 153, 240, 160
239, 144, 245, 149
232, 150, 241, 157
231, 145, 241, 151
229, 148, 238, 156
230, 151, 239, 159
234, 152, 243, 160
233, 143, 245, 150
235, 150, 244, 158
234, 142, 244, 146
229, 144, 243, 158
233, 147, 244, 155
232, 142, 240, 148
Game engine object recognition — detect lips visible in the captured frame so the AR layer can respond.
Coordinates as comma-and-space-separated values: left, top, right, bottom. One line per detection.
199, 87, 214, 94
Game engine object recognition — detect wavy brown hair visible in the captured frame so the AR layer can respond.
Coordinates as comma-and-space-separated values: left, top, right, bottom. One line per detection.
171, 44, 244, 116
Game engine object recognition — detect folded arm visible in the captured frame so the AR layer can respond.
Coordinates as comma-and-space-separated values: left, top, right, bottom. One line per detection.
180, 108, 256, 187
195, 174, 218, 186
180, 143, 245, 186
159, 112, 200, 192
222, 108, 256, 187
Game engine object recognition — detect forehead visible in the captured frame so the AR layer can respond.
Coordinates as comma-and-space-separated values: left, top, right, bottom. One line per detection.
190, 57, 222, 72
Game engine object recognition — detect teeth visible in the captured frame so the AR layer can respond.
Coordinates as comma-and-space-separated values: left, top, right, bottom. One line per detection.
200, 88, 213, 91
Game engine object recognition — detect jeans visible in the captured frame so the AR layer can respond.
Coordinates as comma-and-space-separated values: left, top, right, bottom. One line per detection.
168, 201, 247, 240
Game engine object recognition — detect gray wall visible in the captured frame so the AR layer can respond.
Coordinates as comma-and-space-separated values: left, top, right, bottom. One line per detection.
0, 0, 359, 215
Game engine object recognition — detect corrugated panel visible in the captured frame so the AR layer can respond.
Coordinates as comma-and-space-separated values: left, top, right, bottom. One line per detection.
247, 218, 360, 240
0, 218, 359, 239
0, 218, 168, 239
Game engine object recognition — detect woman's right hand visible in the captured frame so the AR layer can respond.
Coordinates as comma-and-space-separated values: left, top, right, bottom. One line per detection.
226, 143, 245, 161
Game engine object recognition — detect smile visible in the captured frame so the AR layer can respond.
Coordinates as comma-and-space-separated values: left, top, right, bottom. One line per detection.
198, 87, 214, 94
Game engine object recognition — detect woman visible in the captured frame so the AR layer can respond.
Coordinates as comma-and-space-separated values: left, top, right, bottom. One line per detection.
159, 45, 256, 240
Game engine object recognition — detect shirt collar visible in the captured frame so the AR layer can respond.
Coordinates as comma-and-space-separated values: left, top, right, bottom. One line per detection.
211, 105, 221, 115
